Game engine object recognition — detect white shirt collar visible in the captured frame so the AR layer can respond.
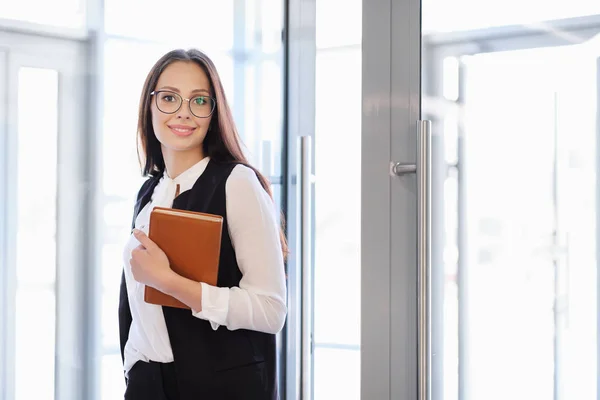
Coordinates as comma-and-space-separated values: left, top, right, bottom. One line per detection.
164, 156, 210, 192
151, 156, 210, 207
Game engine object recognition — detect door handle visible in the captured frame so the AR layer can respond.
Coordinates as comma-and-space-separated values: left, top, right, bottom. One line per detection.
391, 120, 432, 400
299, 135, 313, 400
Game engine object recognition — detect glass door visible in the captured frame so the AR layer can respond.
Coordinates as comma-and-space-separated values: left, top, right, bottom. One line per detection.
422, 6, 600, 400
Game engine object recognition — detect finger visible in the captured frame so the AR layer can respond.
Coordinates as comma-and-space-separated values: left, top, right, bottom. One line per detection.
133, 229, 156, 251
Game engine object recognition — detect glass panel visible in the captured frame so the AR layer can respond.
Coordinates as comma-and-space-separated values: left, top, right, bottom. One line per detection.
14, 66, 59, 400
423, 8, 600, 400
313, 22, 361, 400
0, 0, 84, 29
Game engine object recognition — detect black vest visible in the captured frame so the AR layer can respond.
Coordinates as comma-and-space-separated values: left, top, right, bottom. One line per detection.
118, 160, 278, 400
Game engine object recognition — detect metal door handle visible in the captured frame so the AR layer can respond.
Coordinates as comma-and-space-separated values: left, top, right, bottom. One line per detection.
391, 120, 432, 400
299, 135, 313, 400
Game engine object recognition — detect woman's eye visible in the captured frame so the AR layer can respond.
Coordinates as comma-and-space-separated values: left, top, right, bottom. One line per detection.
194, 97, 206, 105
162, 95, 176, 102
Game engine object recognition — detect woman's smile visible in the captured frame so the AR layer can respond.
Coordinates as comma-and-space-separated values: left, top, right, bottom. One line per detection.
168, 124, 196, 137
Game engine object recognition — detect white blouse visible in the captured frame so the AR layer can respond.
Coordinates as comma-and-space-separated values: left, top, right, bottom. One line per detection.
122, 157, 287, 375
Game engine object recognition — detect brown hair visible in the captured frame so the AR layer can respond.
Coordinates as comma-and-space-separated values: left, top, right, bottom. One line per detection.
137, 48, 288, 259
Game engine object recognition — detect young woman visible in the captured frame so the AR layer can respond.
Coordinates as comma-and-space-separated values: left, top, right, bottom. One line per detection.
119, 48, 288, 400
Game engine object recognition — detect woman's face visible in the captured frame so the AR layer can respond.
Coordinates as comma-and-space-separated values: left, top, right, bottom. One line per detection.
151, 61, 214, 159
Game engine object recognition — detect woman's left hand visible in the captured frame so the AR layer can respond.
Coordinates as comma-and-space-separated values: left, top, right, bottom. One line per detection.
130, 229, 174, 290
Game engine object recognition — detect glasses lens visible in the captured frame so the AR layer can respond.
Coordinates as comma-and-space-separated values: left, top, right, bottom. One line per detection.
155, 91, 181, 114
190, 96, 215, 118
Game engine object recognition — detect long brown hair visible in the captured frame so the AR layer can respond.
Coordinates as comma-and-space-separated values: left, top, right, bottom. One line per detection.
137, 48, 288, 259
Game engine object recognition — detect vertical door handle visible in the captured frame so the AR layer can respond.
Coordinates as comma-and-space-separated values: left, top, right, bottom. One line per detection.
391, 120, 432, 400
299, 135, 313, 400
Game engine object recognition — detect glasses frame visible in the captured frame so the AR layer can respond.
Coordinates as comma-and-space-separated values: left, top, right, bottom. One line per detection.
150, 90, 216, 118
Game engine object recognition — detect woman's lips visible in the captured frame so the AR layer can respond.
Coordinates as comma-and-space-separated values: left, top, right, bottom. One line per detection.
168, 125, 196, 137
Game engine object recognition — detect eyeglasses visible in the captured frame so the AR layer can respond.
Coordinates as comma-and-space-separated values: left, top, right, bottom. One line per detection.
150, 90, 216, 118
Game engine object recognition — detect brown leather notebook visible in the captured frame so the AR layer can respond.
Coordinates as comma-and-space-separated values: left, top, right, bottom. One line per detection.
144, 206, 223, 309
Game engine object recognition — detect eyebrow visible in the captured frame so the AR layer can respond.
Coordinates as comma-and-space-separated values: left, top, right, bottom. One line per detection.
158, 86, 211, 95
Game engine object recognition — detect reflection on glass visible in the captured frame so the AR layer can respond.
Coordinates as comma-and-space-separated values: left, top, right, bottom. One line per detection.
423, 8, 599, 400
15, 66, 59, 400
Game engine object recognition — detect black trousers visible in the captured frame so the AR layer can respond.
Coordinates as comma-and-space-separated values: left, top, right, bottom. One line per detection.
124, 361, 179, 400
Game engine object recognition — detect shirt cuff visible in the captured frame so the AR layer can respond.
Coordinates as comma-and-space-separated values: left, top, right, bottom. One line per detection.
191, 283, 230, 330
